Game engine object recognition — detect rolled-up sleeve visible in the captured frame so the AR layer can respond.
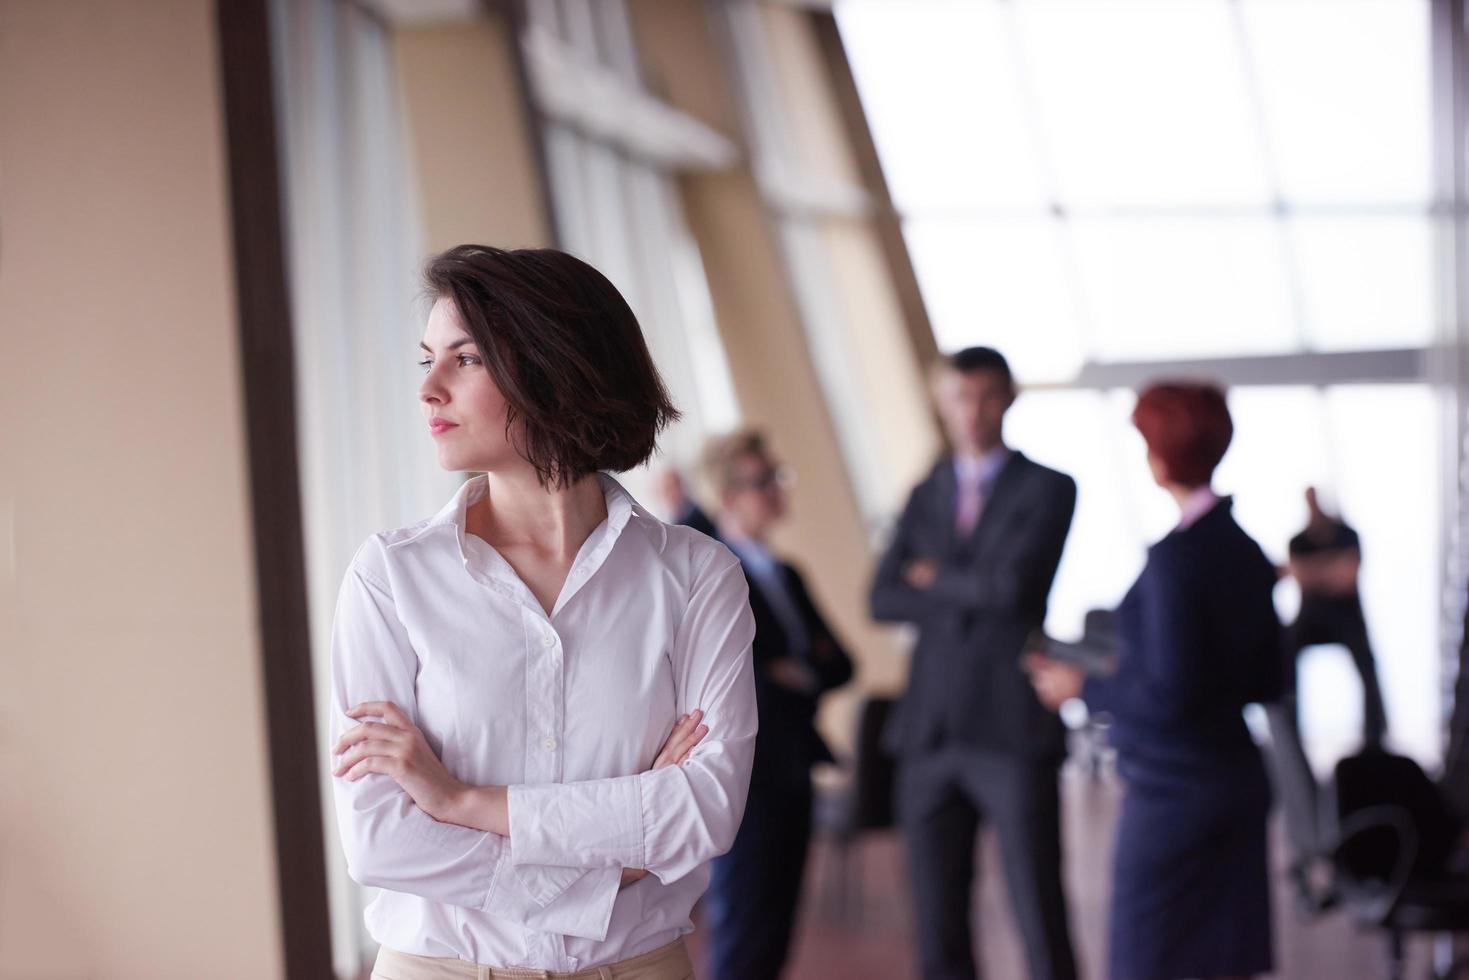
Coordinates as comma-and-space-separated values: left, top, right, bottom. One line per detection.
506, 552, 758, 883
330, 551, 620, 939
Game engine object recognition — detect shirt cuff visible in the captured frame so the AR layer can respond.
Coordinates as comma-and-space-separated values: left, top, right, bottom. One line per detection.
506, 776, 646, 870
481, 849, 622, 941
523, 866, 622, 941
484, 847, 588, 909
480, 843, 514, 914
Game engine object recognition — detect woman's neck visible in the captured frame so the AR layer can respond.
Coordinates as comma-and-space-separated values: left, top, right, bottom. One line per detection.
1167, 482, 1215, 518
473, 467, 608, 559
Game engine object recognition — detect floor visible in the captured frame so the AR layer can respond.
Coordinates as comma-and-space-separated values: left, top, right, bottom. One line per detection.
686, 768, 1440, 979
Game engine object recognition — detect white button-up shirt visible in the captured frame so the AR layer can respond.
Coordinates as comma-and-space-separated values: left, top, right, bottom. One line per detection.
329, 473, 757, 971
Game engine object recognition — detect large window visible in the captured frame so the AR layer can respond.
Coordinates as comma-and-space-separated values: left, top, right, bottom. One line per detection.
525, 0, 741, 503
838, 0, 1435, 376
838, 0, 1453, 766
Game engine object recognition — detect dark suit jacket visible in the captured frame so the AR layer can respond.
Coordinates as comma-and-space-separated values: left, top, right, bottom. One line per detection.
870, 451, 1076, 762
679, 505, 854, 780
745, 561, 855, 779
1084, 498, 1281, 768
674, 500, 718, 539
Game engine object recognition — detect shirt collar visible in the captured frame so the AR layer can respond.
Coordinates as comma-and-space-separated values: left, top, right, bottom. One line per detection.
393, 470, 638, 553
1177, 486, 1222, 529
419, 472, 646, 616
953, 445, 1010, 488
724, 535, 778, 579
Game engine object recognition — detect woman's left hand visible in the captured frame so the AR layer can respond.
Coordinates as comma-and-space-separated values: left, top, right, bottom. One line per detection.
1022, 653, 1085, 711
333, 700, 467, 823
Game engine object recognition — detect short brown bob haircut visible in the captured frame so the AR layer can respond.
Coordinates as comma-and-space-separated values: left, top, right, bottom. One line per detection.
424, 245, 680, 488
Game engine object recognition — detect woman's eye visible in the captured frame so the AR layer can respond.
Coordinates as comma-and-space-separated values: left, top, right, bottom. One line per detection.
416, 358, 432, 372
458, 354, 481, 367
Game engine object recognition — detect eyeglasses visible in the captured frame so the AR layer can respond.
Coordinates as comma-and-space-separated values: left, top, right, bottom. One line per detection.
728, 464, 795, 493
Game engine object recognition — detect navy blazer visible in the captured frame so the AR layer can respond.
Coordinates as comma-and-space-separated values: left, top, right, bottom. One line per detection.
744, 560, 855, 777
871, 452, 1076, 761
1085, 498, 1282, 768
679, 506, 854, 778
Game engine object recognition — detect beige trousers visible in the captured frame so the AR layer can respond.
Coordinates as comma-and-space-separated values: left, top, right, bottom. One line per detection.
370, 938, 694, 980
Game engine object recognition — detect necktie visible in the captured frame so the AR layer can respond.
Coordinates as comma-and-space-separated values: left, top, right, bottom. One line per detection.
956, 473, 983, 536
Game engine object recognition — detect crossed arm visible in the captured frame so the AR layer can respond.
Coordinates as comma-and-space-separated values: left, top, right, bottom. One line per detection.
871, 477, 1076, 623
331, 701, 711, 888
327, 552, 757, 941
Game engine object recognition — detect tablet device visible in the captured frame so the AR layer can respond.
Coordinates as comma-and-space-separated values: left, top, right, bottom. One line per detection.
1024, 627, 1119, 677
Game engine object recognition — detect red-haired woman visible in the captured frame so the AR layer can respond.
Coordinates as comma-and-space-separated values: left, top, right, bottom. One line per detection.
1027, 382, 1282, 980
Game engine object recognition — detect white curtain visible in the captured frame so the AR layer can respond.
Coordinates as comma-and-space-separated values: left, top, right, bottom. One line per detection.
270, 1, 454, 974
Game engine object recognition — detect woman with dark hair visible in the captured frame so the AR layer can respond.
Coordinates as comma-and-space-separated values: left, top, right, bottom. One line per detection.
1026, 382, 1282, 980
328, 245, 757, 980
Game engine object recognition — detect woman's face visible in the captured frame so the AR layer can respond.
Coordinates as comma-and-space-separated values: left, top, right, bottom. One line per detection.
720, 450, 788, 538
418, 297, 516, 473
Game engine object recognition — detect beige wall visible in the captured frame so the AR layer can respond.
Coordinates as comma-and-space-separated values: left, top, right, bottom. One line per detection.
394, 16, 553, 253
0, 2, 283, 977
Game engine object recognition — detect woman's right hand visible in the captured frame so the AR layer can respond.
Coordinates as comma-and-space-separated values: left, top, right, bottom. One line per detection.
622, 709, 709, 888
1022, 652, 1084, 711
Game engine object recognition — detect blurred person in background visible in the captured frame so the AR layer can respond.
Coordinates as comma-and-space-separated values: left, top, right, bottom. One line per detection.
653, 467, 716, 538
328, 246, 757, 980
688, 430, 855, 980
1284, 486, 1387, 749
1027, 382, 1281, 980
870, 347, 1078, 980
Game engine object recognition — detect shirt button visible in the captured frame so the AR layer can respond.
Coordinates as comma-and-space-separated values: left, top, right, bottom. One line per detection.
541, 632, 556, 648
542, 736, 558, 751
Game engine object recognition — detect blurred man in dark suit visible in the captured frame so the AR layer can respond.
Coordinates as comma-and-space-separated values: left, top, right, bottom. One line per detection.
870, 347, 1077, 980
684, 432, 854, 980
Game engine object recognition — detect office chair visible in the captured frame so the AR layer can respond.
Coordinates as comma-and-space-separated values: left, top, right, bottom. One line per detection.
1264, 706, 1469, 980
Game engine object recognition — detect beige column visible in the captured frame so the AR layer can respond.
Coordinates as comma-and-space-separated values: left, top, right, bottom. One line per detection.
0, 1, 283, 977
754, 2, 941, 519
392, 13, 553, 253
